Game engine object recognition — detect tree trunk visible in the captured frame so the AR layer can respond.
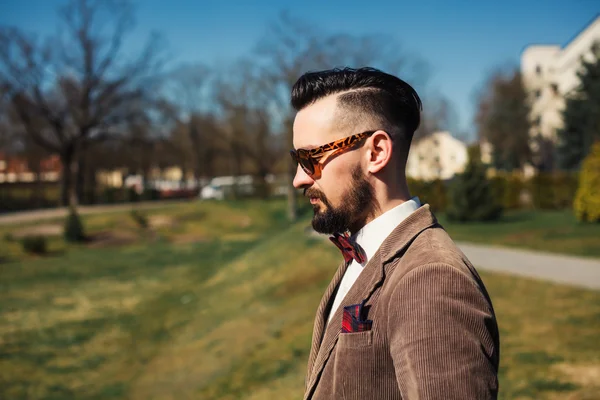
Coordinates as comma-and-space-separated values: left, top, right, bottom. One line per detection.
285, 117, 298, 221
60, 151, 73, 207
69, 155, 79, 208
60, 144, 79, 209
287, 161, 297, 221
76, 154, 86, 204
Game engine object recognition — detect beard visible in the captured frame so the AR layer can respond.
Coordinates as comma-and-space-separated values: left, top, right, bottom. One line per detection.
306, 165, 375, 235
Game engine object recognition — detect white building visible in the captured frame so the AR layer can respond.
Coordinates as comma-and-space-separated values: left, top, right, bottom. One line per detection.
521, 15, 600, 145
406, 131, 468, 181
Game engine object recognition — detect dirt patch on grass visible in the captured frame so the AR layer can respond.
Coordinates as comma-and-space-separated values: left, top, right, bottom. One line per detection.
554, 363, 600, 387
86, 231, 138, 248
12, 224, 63, 238
170, 233, 210, 245
148, 215, 176, 229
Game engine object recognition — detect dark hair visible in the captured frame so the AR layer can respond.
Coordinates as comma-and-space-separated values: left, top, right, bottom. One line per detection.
291, 67, 422, 158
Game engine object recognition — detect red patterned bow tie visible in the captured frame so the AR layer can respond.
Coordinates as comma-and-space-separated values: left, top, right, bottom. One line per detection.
329, 232, 367, 264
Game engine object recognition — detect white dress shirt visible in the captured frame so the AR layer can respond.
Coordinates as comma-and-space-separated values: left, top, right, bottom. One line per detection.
327, 197, 422, 324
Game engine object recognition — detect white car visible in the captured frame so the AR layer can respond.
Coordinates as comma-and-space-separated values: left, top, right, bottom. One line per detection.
199, 185, 224, 200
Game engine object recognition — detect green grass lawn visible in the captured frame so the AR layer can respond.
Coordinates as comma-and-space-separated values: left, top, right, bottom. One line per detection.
0, 200, 599, 399
438, 209, 600, 258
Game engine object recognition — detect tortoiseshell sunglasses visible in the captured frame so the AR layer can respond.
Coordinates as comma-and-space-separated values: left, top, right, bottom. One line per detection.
290, 130, 376, 179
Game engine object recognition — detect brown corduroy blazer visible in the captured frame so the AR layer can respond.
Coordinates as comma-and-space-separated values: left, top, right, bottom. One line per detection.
304, 204, 500, 400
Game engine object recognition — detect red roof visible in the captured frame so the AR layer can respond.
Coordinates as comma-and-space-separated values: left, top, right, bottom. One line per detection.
0, 153, 62, 174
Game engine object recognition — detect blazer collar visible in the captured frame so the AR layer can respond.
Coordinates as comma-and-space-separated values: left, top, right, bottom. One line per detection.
304, 205, 438, 399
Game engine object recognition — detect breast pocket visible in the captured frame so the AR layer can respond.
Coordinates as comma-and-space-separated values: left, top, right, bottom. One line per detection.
338, 330, 373, 348
334, 330, 376, 399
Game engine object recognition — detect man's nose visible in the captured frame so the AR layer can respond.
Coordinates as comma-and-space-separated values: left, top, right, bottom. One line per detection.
293, 164, 314, 189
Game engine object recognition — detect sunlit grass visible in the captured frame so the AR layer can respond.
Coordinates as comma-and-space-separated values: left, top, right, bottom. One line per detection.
0, 199, 598, 399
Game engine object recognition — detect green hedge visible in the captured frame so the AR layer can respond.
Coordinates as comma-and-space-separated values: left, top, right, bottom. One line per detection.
490, 174, 525, 210
408, 178, 448, 213
529, 172, 578, 210
408, 172, 577, 213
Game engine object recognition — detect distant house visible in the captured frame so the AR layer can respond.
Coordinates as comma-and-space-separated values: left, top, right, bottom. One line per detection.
0, 153, 61, 183
406, 131, 468, 181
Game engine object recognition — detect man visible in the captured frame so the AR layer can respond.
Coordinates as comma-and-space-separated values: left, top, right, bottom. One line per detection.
289, 67, 500, 400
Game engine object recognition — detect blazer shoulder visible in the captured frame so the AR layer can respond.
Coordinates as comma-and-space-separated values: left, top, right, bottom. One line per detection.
386, 224, 477, 284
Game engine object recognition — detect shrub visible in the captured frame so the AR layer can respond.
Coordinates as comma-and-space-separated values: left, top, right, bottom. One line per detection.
446, 148, 502, 222
407, 178, 448, 213
142, 188, 161, 201
530, 172, 578, 210
64, 207, 86, 243
490, 174, 525, 210
130, 209, 149, 229
127, 187, 141, 203
574, 142, 600, 222
98, 187, 126, 204
21, 235, 47, 255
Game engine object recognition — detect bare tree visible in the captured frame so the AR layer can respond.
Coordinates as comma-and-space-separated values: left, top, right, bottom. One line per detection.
254, 12, 430, 220
475, 67, 531, 172
0, 0, 164, 208
162, 63, 215, 184
414, 93, 459, 140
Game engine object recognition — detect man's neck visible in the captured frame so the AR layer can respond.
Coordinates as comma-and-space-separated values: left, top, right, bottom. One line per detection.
349, 194, 412, 236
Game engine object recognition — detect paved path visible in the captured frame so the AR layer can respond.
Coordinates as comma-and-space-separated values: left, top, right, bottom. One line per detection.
0, 199, 188, 225
308, 229, 600, 290
456, 242, 600, 290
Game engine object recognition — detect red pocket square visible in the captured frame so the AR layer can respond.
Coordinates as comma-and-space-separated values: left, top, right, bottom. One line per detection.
342, 303, 372, 333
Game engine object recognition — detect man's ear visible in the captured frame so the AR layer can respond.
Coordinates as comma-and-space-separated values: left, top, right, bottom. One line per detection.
366, 130, 393, 174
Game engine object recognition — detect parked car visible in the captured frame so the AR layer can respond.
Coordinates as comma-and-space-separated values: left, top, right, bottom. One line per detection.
199, 185, 225, 200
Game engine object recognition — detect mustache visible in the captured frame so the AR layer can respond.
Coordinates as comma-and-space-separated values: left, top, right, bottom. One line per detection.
304, 188, 325, 200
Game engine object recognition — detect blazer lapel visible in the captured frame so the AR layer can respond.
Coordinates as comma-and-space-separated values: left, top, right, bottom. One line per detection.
304, 250, 386, 399
305, 259, 349, 389
304, 205, 439, 399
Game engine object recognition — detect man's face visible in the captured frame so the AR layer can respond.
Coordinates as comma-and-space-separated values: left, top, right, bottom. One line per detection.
292, 95, 375, 234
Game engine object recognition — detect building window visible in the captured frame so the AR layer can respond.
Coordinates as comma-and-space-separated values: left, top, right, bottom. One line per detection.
534, 90, 542, 98
550, 83, 559, 95
535, 65, 542, 75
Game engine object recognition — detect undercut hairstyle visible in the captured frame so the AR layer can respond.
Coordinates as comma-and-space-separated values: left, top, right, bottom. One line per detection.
291, 67, 423, 164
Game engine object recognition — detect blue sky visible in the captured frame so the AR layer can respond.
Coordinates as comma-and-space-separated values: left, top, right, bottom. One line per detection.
1, 0, 598, 139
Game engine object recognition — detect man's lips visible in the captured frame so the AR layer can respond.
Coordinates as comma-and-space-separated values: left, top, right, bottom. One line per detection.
310, 197, 320, 204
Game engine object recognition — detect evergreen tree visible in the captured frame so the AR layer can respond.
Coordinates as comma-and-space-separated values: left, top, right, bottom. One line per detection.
64, 206, 86, 243
447, 146, 503, 222
558, 45, 600, 170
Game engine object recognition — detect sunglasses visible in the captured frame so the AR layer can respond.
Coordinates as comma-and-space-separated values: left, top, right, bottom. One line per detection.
290, 130, 376, 179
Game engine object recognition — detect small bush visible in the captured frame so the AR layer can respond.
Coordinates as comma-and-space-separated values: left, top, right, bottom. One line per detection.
447, 147, 502, 222
64, 207, 86, 243
130, 209, 149, 229
490, 174, 525, 210
407, 178, 448, 213
4, 232, 15, 242
21, 235, 48, 255
99, 187, 126, 204
574, 142, 600, 222
142, 188, 161, 201
530, 172, 578, 210
127, 187, 141, 203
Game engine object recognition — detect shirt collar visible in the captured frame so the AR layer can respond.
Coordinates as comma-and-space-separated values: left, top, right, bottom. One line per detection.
352, 197, 421, 265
